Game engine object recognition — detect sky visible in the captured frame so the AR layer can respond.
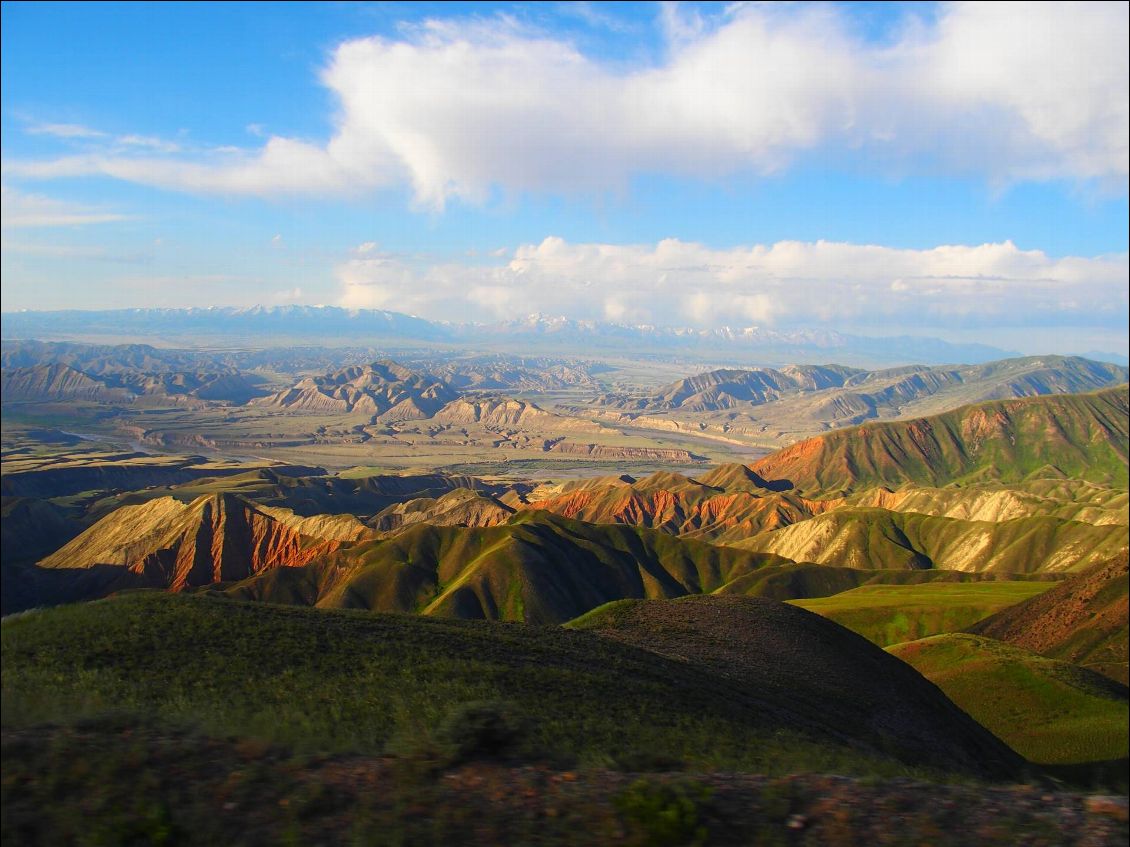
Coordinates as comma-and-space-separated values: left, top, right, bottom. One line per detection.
1, 1, 1127, 355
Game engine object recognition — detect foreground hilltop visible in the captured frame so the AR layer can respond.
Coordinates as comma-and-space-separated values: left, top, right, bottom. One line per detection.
1, 592, 1022, 779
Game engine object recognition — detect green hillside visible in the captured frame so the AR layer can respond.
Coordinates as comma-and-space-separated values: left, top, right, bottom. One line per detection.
750, 386, 1129, 495
791, 582, 1056, 646
970, 553, 1129, 684
0, 592, 1016, 779
567, 595, 1020, 777
715, 563, 1058, 602
215, 511, 796, 624
888, 634, 1129, 765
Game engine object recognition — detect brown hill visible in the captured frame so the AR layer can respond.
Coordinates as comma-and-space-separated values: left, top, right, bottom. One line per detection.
749, 386, 1129, 495
251, 360, 456, 419
38, 493, 361, 591
969, 552, 1129, 684
569, 595, 1021, 777
522, 469, 838, 542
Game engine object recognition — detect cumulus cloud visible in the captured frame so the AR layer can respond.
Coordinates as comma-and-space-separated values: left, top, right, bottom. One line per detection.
4, 3, 1126, 202
336, 236, 1129, 333
0, 185, 130, 228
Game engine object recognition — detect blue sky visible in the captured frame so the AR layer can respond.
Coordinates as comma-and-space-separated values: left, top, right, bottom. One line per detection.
1, 1, 1127, 355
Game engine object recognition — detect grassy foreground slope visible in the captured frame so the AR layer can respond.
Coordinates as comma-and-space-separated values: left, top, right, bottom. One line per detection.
888, 634, 1129, 765
567, 595, 1020, 778
750, 386, 1129, 495
970, 552, 1129, 685
0, 593, 1017, 779
790, 582, 1055, 646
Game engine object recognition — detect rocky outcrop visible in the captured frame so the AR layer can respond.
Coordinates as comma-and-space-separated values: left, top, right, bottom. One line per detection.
38, 493, 356, 591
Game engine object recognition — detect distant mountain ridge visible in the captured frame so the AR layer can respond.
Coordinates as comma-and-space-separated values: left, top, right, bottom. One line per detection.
593, 356, 1128, 419
1, 362, 265, 405
1, 306, 1022, 365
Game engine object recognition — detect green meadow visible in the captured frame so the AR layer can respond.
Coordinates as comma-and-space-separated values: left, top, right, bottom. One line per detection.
889, 634, 1129, 766
790, 582, 1055, 647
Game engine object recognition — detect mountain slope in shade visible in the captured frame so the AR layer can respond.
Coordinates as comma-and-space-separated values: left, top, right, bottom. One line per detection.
251, 360, 456, 419
0, 497, 82, 565
734, 508, 1129, 574
568, 595, 1021, 777
888, 633, 1129, 764
749, 386, 1129, 495
213, 512, 796, 624
969, 553, 1129, 685
38, 493, 365, 591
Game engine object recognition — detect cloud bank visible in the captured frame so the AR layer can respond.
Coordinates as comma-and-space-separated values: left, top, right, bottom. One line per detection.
0, 185, 129, 228
337, 236, 1129, 335
5, 3, 1127, 203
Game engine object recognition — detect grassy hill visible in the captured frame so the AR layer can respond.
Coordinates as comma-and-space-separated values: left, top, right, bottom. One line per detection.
749, 386, 1129, 495
790, 582, 1056, 647
0, 592, 1019, 779
970, 553, 1129, 685
888, 634, 1129, 765
566, 595, 1020, 777
216, 511, 796, 624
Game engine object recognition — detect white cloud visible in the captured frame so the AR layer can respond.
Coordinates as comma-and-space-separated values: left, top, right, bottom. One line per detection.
335, 236, 1129, 333
4, 3, 1125, 201
24, 121, 107, 139
117, 134, 182, 153
0, 185, 130, 228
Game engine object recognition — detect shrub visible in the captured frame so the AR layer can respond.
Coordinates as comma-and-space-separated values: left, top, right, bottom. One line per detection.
436, 700, 528, 763
614, 777, 712, 847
